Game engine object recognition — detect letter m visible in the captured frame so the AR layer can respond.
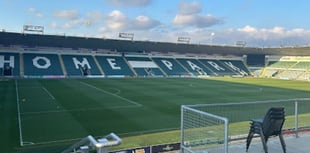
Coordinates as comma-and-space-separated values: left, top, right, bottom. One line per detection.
72, 57, 91, 69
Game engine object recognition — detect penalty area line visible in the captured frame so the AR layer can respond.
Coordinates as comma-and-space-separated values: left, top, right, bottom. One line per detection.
42, 86, 56, 100
80, 81, 142, 107
20, 105, 140, 115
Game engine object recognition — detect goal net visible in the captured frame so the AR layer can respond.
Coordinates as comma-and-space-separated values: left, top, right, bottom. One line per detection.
181, 105, 228, 153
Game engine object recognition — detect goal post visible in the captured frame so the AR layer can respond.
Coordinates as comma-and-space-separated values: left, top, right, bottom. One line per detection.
181, 105, 229, 153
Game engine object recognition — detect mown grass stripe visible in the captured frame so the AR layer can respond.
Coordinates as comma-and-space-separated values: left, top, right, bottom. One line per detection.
79, 81, 142, 107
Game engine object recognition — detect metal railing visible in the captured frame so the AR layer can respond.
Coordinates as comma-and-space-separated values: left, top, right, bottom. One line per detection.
182, 98, 310, 153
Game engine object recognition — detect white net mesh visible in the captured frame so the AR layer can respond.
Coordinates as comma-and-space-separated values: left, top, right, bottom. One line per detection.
181, 106, 228, 153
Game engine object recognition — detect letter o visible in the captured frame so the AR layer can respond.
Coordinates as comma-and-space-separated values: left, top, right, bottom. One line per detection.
32, 56, 51, 69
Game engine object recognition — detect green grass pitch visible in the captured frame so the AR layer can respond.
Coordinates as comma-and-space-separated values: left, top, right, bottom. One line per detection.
0, 77, 310, 153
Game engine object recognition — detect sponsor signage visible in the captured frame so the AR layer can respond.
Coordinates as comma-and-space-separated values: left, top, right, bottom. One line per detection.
151, 143, 180, 153
177, 37, 190, 43
110, 146, 150, 153
119, 32, 134, 40
23, 25, 44, 33
110, 143, 180, 153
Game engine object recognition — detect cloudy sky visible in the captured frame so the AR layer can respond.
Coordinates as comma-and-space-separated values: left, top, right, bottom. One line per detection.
1, 0, 310, 47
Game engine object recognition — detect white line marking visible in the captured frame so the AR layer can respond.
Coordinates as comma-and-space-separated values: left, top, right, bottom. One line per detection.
110, 88, 121, 95
120, 127, 179, 136
22, 141, 35, 145
42, 86, 55, 100
15, 80, 24, 146
21, 137, 83, 146
20, 105, 140, 115
19, 127, 179, 146
80, 81, 142, 106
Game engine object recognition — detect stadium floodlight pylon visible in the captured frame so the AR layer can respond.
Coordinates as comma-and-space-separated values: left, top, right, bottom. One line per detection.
62, 133, 122, 153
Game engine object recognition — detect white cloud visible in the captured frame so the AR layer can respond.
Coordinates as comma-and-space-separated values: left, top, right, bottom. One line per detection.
237, 25, 258, 33
86, 11, 103, 24
210, 26, 310, 46
50, 21, 58, 28
237, 26, 289, 40
27, 7, 44, 18
173, 14, 223, 28
104, 10, 160, 31
54, 10, 79, 20
173, 2, 223, 28
105, 0, 152, 7
27, 7, 36, 13
51, 10, 102, 30
131, 15, 160, 30
129, 25, 310, 47
62, 18, 85, 29
105, 10, 128, 30
178, 2, 201, 15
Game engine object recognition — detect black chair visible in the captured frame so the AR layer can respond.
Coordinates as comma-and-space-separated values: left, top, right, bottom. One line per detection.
246, 107, 286, 153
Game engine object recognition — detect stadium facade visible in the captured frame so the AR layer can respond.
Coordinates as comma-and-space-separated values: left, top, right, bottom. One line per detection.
0, 31, 310, 80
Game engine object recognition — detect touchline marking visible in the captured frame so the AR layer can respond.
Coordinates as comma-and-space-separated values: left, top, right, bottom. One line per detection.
80, 81, 142, 107
119, 127, 179, 136
21, 137, 84, 146
42, 86, 55, 100
15, 80, 24, 146
19, 127, 179, 147
20, 105, 140, 115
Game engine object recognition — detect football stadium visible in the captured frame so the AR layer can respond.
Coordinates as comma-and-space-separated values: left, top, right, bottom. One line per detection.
1, 30, 310, 153
1, 2, 310, 153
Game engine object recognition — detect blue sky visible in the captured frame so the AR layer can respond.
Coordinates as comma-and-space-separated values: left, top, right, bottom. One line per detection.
1, 0, 310, 47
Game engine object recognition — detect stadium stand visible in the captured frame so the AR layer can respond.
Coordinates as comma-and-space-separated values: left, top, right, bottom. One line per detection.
1, 31, 310, 80
23, 53, 64, 78
152, 57, 190, 77
267, 61, 297, 69
176, 58, 211, 76
95, 55, 135, 77
62, 54, 102, 77
0, 52, 20, 77
199, 59, 237, 76
219, 59, 251, 76
1, 49, 254, 78
125, 56, 165, 77
260, 56, 310, 80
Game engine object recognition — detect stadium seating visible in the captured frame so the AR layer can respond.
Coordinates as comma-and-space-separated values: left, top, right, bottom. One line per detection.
292, 61, 310, 69
1, 31, 310, 81
125, 56, 165, 77
262, 59, 310, 80
267, 61, 297, 68
199, 59, 237, 76
6, 46, 310, 80
23, 53, 64, 78
0, 50, 256, 78
0, 52, 20, 77
219, 59, 250, 76
176, 58, 211, 76
95, 55, 135, 77
62, 54, 102, 77
152, 57, 189, 76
